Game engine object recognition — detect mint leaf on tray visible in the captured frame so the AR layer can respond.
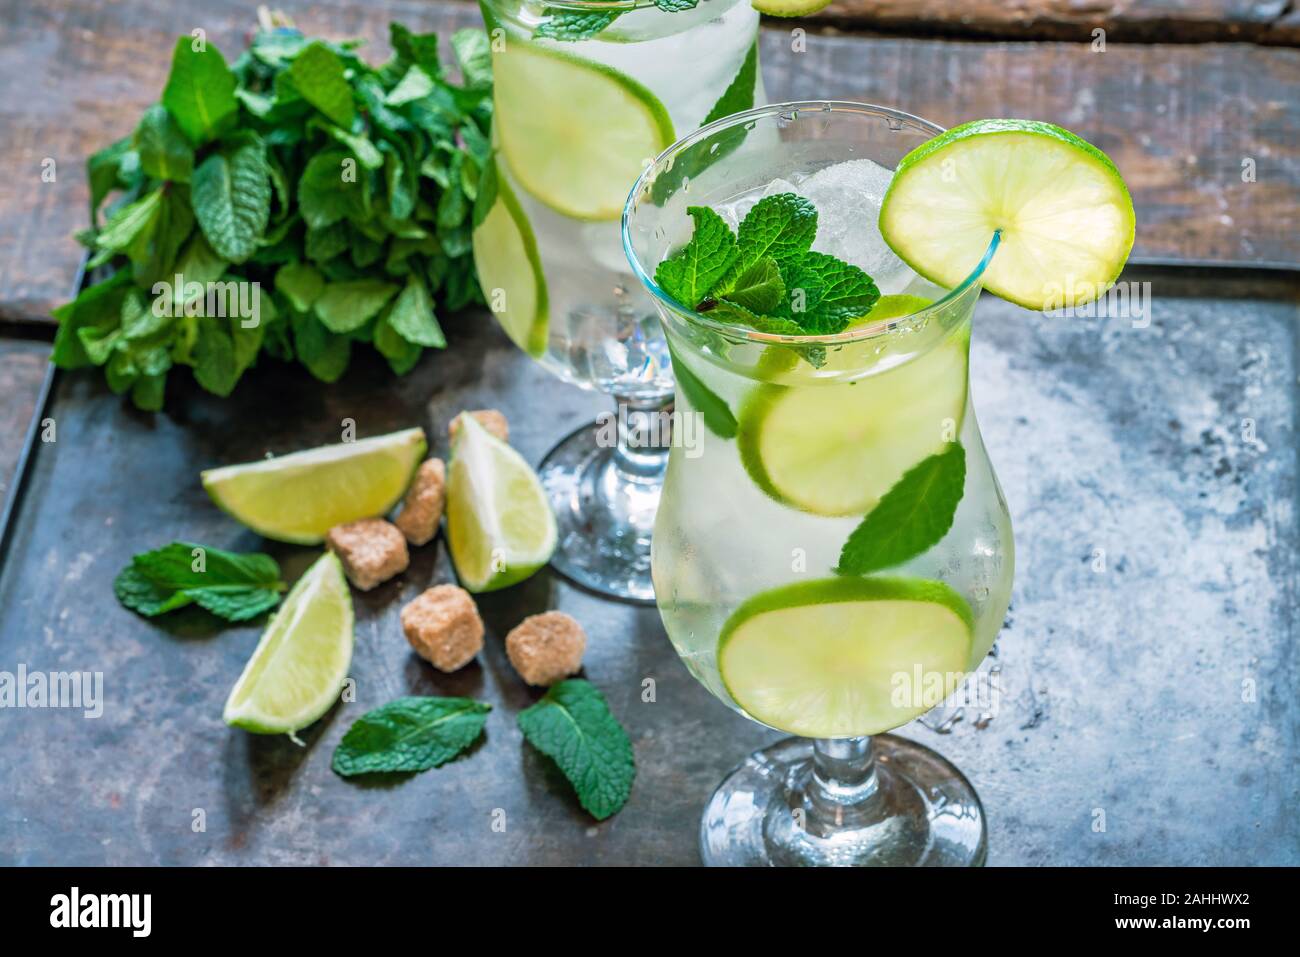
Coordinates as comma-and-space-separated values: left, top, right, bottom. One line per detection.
517, 679, 635, 821
114, 542, 286, 622
332, 697, 492, 776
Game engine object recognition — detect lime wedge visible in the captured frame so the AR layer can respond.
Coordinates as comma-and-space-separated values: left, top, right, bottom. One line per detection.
473, 165, 549, 357
446, 414, 557, 592
879, 119, 1135, 310
738, 332, 968, 516
719, 577, 973, 737
223, 552, 354, 734
201, 428, 426, 544
750, 0, 834, 15
492, 42, 674, 221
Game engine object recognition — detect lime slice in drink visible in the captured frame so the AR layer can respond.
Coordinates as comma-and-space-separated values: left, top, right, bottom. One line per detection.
857, 294, 933, 325
719, 577, 973, 738
473, 166, 549, 357
223, 551, 354, 734
738, 332, 968, 516
492, 42, 674, 221
750, 0, 834, 15
201, 428, 426, 544
879, 119, 1136, 310
446, 414, 557, 592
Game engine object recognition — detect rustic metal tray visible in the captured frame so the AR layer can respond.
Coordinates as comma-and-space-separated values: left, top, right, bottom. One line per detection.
1, 265, 1295, 865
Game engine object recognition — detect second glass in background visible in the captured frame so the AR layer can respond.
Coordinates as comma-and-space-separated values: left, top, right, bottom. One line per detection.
473, 0, 765, 601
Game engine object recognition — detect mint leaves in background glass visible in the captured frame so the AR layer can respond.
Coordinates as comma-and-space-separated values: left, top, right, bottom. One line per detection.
536, 0, 700, 41
114, 542, 285, 622
332, 697, 491, 776
836, 443, 967, 576
58, 20, 494, 409
654, 193, 880, 338
517, 679, 635, 820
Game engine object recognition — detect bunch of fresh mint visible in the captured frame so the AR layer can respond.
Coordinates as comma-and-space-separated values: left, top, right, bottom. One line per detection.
55, 21, 494, 410
535, 0, 699, 41
654, 193, 880, 338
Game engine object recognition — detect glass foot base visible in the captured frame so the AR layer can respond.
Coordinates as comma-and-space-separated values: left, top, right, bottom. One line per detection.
700, 734, 987, 867
537, 418, 665, 604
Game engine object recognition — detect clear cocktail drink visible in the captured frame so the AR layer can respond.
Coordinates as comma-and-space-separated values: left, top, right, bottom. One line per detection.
625, 102, 1014, 866
475, 0, 764, 600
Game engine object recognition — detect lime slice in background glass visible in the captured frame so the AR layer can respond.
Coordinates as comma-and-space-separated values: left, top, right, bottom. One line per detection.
201, 428, 426, 544
472, 164, 549, 357
879, 119, 1136, 310
492, 41, 674, 221
719, 577, 973, 738
223, 551, 354, 734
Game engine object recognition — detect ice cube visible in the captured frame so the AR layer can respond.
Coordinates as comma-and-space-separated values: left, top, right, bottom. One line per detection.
714, 177, 799, 232
796, 159, 920, 295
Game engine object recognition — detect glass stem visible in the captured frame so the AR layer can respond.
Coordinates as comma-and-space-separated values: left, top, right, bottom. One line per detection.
801, 737, 883, 836
610, 393, 673, 482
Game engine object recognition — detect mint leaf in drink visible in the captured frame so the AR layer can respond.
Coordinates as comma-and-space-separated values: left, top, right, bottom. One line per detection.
332, 697, 491, 776
191, 136, 271, 263
836, 444, 967, 576
702, 37, 757, 126
669, 344, 737, 438
716, 192, 817, 295
517, 679, 635, 820
288, 41, 356, 127
720, 255, 784, 314
780, 250, 880, 334
655, 206, 738, 309
535, 11, 623, 41
134, 104, 194, 183
161, 37, 237, 146
114, 542, 286, 622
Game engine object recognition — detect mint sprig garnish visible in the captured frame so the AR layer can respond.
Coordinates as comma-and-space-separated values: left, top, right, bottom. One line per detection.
536, 0, 699, 42
654, 206, 737, 308
836, 443, 967, 576
655, 192, 880, 339
517, 679, 635, 820
332, 697, 491, 776
114, 542, 285, 622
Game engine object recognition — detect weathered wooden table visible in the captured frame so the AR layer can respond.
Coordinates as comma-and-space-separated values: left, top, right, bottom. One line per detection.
0, 0, 1297, 865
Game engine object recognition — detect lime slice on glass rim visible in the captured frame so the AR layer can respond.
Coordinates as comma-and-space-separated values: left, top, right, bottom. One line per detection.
750, 0, 835, 15
879, 119, 1136, 310
446, 414, 557, 593
738, 329, 968, 517
473, 162, 549, 358
223, 551, 354, 734
492, 40, 675, 221
719, 577, 973, 738
201, 428, 427, 544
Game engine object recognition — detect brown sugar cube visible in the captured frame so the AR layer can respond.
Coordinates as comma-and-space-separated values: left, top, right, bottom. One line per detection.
325, 518, 409, 591
401, 585, 484, 672
395, 458, 446, 546
448, 409, 509, 443
505, 611, 587, 687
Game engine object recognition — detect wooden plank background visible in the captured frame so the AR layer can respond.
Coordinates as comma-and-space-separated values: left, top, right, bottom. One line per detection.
0, 0, 1296, 326
815, 1, 1300, 43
